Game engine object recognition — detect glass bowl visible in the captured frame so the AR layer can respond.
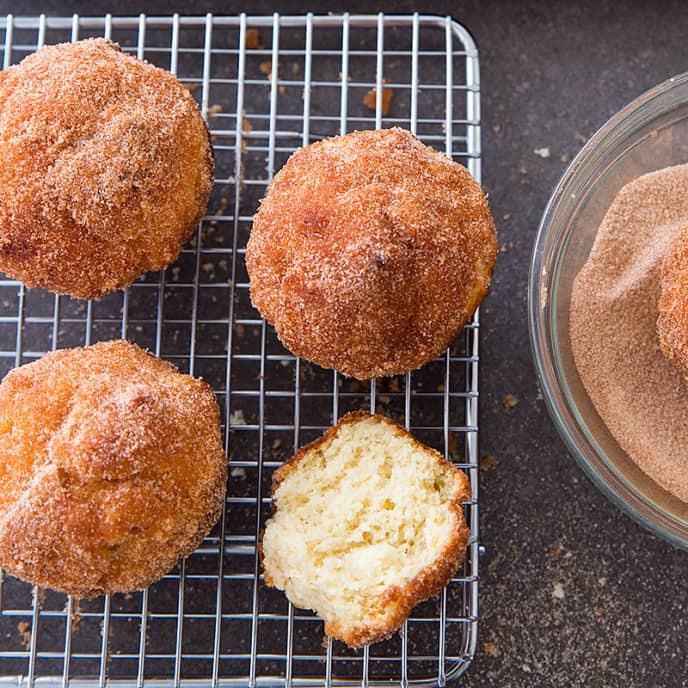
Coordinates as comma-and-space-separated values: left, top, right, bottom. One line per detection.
529, 73, 688, 550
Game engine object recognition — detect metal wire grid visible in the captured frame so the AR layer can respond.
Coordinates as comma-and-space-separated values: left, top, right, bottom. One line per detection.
0, 12, 481, 688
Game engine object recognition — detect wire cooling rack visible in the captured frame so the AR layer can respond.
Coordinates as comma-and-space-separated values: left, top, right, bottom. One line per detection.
0, 12, 482, 688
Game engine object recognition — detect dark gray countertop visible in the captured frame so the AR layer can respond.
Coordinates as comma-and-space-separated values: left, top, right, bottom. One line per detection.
3, 0, 687, 686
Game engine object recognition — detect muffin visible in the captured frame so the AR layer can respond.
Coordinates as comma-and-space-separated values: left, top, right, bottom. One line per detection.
0, 38, 213, 299
246, 128, 497, 379
261, 412, 471, 648
0, 340, 226, 596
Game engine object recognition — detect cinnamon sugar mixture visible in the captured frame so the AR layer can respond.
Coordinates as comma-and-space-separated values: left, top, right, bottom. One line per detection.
570, 164, 688, 502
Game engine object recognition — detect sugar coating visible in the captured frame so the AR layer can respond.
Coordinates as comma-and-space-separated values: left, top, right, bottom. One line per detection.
0, 340, 227, 596
262, 412, 471, 648
245, 128, 497, 380
0, 38, 213, 299
570, 164, 688, 501
658, 224, 688, 379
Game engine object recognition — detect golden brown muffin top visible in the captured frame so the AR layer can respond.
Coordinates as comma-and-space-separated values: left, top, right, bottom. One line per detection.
0, 340, 226, 596
246, 128, 497, 379
0, 38, 213, 298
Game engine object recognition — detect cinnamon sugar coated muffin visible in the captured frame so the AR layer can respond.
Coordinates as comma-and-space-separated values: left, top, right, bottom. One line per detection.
0, 39, 213, 299
0, 340, 227, 596
246, 128, 497, 380
658, 224, 688, 380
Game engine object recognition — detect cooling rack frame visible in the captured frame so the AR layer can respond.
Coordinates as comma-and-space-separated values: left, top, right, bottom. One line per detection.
0, 12, 482, 688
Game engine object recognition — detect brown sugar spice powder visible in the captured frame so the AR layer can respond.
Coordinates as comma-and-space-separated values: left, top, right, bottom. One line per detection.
570, 163, 688, 502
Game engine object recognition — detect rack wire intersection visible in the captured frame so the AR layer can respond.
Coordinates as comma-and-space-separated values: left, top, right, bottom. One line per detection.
0, 12, 482, 688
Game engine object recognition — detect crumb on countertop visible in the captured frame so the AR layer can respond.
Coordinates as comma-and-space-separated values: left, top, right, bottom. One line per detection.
480, 454, 497, 471
549, 543, 563, 559
483, 640, 502, 658
501, 393, 519, 410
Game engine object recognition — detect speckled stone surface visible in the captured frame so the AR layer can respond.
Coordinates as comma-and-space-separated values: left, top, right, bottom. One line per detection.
1, 0, 687, 685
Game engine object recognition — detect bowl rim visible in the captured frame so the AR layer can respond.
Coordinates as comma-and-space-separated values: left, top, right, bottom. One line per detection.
528, 71, 688, 551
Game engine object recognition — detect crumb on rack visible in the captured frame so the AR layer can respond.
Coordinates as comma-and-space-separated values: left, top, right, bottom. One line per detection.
346, 379, 366, 393
17, 621, 31, 650
207, 103, 223, 119
387, 378, 401, 393
184, 82, 200, 93
245, 28, 262, 50
259, 61, 279, 78
492, 123, 502, 135
210, 196, 230, 218
70, 599, 82, 633
229, 409, 246, 426
363, 80, 394, 116
447, 431, 460, 459
230, 466, 247, 479
236, 160, 246, 191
